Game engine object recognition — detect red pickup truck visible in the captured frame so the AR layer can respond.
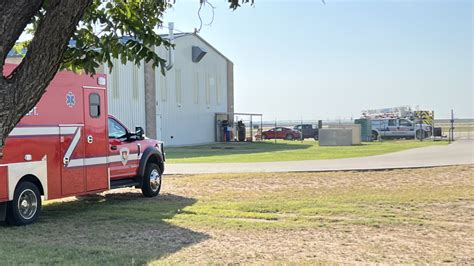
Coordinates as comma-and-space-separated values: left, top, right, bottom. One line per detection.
0, 64, 165, 225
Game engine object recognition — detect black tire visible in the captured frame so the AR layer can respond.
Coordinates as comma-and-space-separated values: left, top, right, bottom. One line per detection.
416, 130, 425, 140
262, 134, 267, 140
141, 163, 162, 197
371, 131, 379, 141
285, 134, 294, 140
6, 181, 42, 226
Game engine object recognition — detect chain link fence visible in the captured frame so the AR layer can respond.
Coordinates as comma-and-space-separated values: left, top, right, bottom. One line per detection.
435, 119, 474, 140
261, 118, 474, 141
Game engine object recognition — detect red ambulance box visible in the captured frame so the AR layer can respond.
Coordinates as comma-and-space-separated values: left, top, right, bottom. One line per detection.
1, 64, 165, 225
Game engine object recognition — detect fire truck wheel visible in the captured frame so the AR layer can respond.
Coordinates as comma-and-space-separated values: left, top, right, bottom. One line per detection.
141, 163, 162, 197
6, 181, 42, 226
372, 131, 379, 141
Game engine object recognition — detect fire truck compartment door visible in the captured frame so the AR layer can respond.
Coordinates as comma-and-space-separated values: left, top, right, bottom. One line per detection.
83, 88, 109, 192
60, 125, 85, 196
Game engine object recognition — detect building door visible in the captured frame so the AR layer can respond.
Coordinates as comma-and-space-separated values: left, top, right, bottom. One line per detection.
83, 88, 109, 192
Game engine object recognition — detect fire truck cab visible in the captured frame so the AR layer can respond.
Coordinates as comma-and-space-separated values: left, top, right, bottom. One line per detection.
0, 64, 165, 225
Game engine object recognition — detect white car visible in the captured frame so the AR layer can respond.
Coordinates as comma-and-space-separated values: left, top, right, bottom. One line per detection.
371, 118, 432, 140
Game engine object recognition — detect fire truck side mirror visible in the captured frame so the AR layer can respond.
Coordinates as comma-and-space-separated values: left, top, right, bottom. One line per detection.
135, 126, 145, 140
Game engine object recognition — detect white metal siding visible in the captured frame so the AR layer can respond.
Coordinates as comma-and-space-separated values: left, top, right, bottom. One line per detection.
105, 59, 146, 131
104, 34, 229, 146
155, 35, 228, 146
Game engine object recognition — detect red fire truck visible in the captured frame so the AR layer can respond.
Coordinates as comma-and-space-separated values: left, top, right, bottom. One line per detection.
0, 64, 165, 225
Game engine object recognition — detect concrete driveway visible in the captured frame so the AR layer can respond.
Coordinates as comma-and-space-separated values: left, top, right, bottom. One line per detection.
166, 140, 474, 174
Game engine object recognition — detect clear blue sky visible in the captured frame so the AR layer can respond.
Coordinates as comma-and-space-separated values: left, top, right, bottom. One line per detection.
164, 0, 472, 120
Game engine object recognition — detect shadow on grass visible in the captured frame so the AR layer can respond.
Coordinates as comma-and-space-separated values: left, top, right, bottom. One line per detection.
166, 141, 313, 160
0, 191, 208, 265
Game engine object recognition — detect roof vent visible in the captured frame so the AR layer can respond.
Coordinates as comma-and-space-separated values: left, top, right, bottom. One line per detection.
192, 46, 207, 63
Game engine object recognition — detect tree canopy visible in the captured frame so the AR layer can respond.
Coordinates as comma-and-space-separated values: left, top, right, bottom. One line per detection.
0, 0, 253, 154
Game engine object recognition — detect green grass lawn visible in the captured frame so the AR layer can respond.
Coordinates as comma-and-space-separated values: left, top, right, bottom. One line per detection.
166, 140, 448, 163
0, 166, 472, 264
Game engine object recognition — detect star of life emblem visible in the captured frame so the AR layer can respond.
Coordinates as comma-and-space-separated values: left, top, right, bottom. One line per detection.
66, 92, 75, 108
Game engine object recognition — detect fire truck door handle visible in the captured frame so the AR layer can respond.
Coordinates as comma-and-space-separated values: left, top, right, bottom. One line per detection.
111, 145, 117, 151
87, 135, 93, 144
137, 144, 141, 157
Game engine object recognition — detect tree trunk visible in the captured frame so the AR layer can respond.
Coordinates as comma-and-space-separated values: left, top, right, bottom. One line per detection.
0, 0, 92, 158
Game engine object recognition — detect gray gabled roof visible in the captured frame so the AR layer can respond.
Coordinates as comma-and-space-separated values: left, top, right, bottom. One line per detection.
161, 32, 232, 63
8, 33, 232, 63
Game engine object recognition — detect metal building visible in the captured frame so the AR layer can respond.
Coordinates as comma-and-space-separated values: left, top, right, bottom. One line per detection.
104, 32, 234, 146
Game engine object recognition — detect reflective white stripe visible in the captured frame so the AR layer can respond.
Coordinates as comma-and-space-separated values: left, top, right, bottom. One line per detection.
10, 126, 78, 136
66, 154, 140, 168
60, 127, 77, 135
59, 127, 78, 135
11, 127, 59, 136
63, 128, 81, 163
68, 157, 108, 167
86, 157, 108, 165
67, 159, 85, 168
107, 154, 140, 163
59, 124, 84, 127
107, 155, 122, 163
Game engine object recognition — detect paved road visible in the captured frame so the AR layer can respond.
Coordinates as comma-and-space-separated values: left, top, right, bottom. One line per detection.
166, 140, 474, 174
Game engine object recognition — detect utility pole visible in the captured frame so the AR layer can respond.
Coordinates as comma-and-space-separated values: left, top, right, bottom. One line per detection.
449, 109, 454, 143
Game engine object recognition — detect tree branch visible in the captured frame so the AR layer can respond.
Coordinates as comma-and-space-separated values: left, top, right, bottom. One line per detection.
1, 0, 93, 147
0, 0, 42, 74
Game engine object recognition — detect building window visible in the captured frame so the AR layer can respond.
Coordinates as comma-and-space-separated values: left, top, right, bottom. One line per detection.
210, 77, 216, 105
216, 75, 222, 105
206, 74, 216, 105
206, 74, 213, 105
193, 72, 200, 104
160, 73, 167, 102
175, 69, 182, 105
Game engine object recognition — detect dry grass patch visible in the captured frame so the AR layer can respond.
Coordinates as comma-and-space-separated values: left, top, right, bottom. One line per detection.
158, 165, 473, 264
0, 165, 472, 264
